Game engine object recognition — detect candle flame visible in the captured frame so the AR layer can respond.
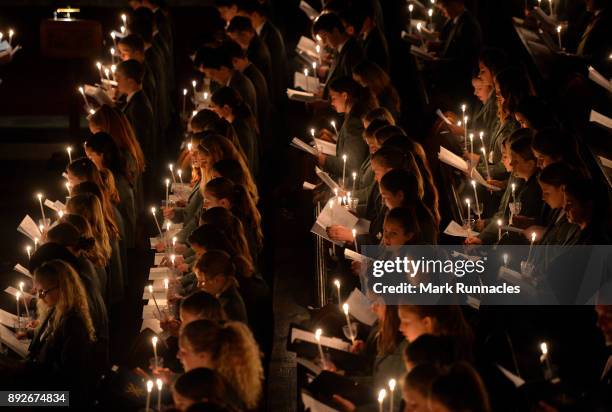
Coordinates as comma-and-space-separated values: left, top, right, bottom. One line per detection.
471, 180, 476, 187
428, 8, 433, 16
147, 380, 154, 392
556, 25, 561, 33
111, 31, 116, 39
342, 154, 347, 161
152, 336, 158, 347
352, 228, 356, 239
388, 378, 396, 391
334, 279, 340, 288
36, 193, 43, 200
164, 278, 169, 289
183, 88, 187, 95
151, 207, 156, 214
497, 219, 502, 226
342, 303, 349, 315
148, 285, 154, 293
315, 328, 322, 341
540, 342, 548, 355
531, 232, 536, 242
378, 389, 387, 403
156, 378, 163, 390
96, 61, 102, 70
192, 80, 197, 88
165, 178, 170, 186
416, 22, 422, 31
409, 4, 414, 12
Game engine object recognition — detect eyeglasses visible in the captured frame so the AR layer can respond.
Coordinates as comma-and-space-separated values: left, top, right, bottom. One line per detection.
38, 286, 58, 299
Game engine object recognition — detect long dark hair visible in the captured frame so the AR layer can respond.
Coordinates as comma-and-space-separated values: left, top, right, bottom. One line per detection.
211, 86, 259, 134
352, 60, 400, 113
494, 67, 533, 122
329, 76, 378, 119
84, 132, 127, 178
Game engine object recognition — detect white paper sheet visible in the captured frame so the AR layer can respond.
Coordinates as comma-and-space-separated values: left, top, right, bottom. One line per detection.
287, 88, 319, 102
14, 264, 32, 278
294, 72, 321, 93
303, 182, 317, 190
291, 137, 318, 156
316, 198, 359, 230
343, 249, 369, 264
410, 45, 437, 61
296, 36, 319, 59
314, 138, 336, 156
141, 318, 163, 334
438, 146, 500, 191
315, 167, 341, 191
17, 215, 42, 242
4, 286, 33, 299
497, 364, 526, 388
142, 289, 167, 300
299, 1, 319, 21
590, 110, 612, 131
84, 84, 114, 106
436, 109, 453, 125
301, 392, 340, 412
443, 220, 480, 238
345, 289, 377, 326
0, 323, 29, 358
290, 327, 351, 352
296, 356, 323, 375
149, 267, 171, 280
599, 156, 612, 169
588, 66, 612, 93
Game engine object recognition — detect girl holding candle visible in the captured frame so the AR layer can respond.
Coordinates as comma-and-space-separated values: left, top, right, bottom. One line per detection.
178, 319, 263, 410
210, 87, 260, 178
318, 76, 376, 183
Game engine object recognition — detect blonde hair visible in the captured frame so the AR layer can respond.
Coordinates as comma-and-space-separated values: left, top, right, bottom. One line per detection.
67, 194, 112, 262
61, 213, 108, 267
181, 319, 263, 409
34, 259, 96, 342
197, 134, 259, 203
98, 168, 121, 205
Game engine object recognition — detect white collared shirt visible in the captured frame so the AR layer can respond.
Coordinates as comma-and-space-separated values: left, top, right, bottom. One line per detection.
337, 38, 348, 54
255, 22, 264, 36
126, 90, 137, 103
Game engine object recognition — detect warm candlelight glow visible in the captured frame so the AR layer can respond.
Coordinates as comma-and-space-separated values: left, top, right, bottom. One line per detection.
342, 303, 349, 315
315, 328, 322, 341
540, 342, 548, 355
389, 379, 396, 391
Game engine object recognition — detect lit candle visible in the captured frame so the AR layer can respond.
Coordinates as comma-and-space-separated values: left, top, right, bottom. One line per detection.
165, 221, 171, 249
110, 31, 117, 48
469, 133, 474, 155
65, 181, 71, 195
427, 8, 433, 29
503, 253, 509, 267
187, 142, 193, 152
120, 25, 126, 35
548, 0, 553, 16
182, 88, 187, 117
527, 232, 536, 263
315, 44, 322, 64
497, 219, 503, 242
170, 254, 176, 269
408, 4, 414, 34
121, 13, 127, 26
511, 183, 516, 204
169, 164, 176, 183
331, 120, 338, 135
172, 237, 177, 254
26, 245, 31, 260
15, 291, 21, 321
378, 389, 387, 412
145, 380, 153, 412
192, 80, 197, 99
78, 87, 91, 111
416, 23, 426, 48
96, 61, 103, 83
151, 207, 164, 238
156, 378, 163, 411
537, 0, 542, 10
58, 210, 64, 219
556, 25, 562, 50
342, 303, 355, 344
36, 193, 47, 226
66, 146, 73, 163
464, 116, 469, 152
165, 178, 170, 205
540, 342, 553, 379
19, 282, 30, 318
352, 171, 357, 193
177, 169, 183, 184
388, 379, 396, 412
149, 285, 162, 318
110, 64, 116, 81
310, 128, 315, 139
334, 279, 341, 307
8, 29, 14, 46
151, 336, 159, 368
465, 198, 471, 228
471, 180, 481, 219
203, 92, 209, 101
104, 67, 111, 81
480, 147, 491, 180
34, 237, 39, 251
315, 328, 327, 368
342, 154, 347, 188
352, 229, 359, 253
110, 47, 116, 63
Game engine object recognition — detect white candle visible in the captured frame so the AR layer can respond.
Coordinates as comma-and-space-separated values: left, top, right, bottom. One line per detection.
149, 285, 162, 318
556, 25, 562, 49
19, 282, 30, 318
165, 178, 170, 205
427, 8, 433, 29
334, 279, 341, 308
511, 183, 516, 203
170, 254, 176, 267
96, 61, 103, 83
388, 379, 396, 412
352, 229, 358, 252
464, 116, 469, 152
110, 48, 116, 63
104, 68, 111, 81
310, 128, 315, 139
145, 380, 153, 412
172, 237, 177, 254
26, 246, 31, 260
192, 80, 197, 99
460, 104, 466, 149
465, 198, 471, 229
315, 328, 327, 368
331, 120, 338, 135
527, 232, 536, 263
540, 341, 553, 379
315, 44, 322, 64
120, 25, 126, 35
15, 291, 21, 322
165, 221, 171, 250
151, 336, 158, 369
497, 219, 503, 242
36, 193, 47, 226
469, 133, 474, 155
342, 303, 355, 344
169, 164, 176, 183
352, 172, 357, 193
65, 181, 71, 196
177, 169, 183, 184
481, 147, 490, 180
182, 88, 187, 117
503, 253, 509, 267
471, 180, 481, 218
66, 146, 73, 163
151, 208, 164, 239
408, 4, 414, 33
156, 379, 163, 411
416, 23, 426, 48
110, 31, 117, 48
78, 87, 91, 111
187, 142, 193, 152
378, 389, 387, 412
342, 154, 347, 188
121, 13, 127, 26
111, 64, 116, 81
8, 29, 14, 46
548, 0, 553, 16
34, 237, 39, 251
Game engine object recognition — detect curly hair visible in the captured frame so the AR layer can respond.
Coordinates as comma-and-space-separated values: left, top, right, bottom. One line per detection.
66, 193, 112, 262
34, 259, 96, 342
181, 319, 263, 409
